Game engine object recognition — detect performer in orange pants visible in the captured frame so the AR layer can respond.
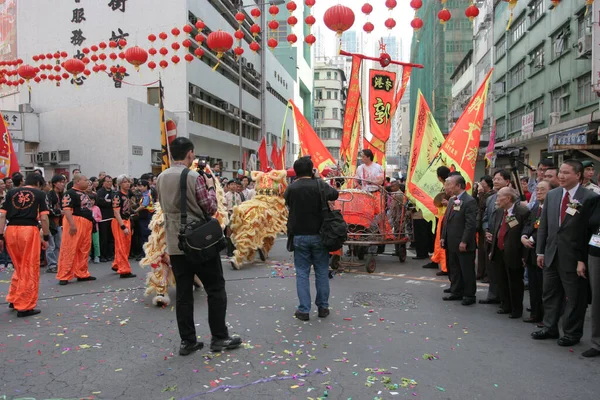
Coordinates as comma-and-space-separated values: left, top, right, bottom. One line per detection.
0, 174, 50, 317
430, 214, 447, 273
111, 175, 136, 278
56, 175, 96, 285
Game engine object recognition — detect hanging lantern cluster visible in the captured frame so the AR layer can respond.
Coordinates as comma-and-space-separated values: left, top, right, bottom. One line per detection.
234, 11, 245, 60
268, 4, 280, 50
305, 0, 317, 47
286, 1, 298, 46
362, 3, 374, 34
249, 6, 262, 53
384, 0, 397, 30
465, 3, 480, 23
409, 0, 423, 33
438, 0, 451, 30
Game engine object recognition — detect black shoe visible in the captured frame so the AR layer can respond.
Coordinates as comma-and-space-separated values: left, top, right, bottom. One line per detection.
412, 256, 428, 260
227, 252, 234, 257
318, 307, 330, 318
210, 337, 242, 352
111, 266, 118, 272
582, 348, 600, 357
128, 255, 135, 260
443, 295, 463, 301
461, 297, 476, 306
443, 288, 452, 293
422, 262, 438, 269
523, 317, 542, 323
526, 307, 532, 312
136, 256, 143, 262
479, 299, 501, 305
17, 309, 41, 318
294, 310, 310, 321
108, 257, 114, 262
100, 257, 108, 263
257, 248, 266, 262
508, 313, 522, 319
496, 309, 511, 315
436, 271, 448, 276
77, 276, 97, 282
46, 266, 57, 274
120, 273, 137, 278
59, 280, 69, 286
557, 337, 580, 347
8, 303, 14, 309
524, 284, 529, 291
531, 329, 559, 340
179, 340, 204, 356
481, 277, 490, 283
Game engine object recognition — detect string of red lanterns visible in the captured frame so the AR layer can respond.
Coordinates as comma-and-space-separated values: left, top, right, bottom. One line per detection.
305, 0, 317, 47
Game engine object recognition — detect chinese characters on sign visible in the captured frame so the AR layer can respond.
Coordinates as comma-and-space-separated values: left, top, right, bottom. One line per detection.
70, 0, 86, 86
373, 98, 391, 125
110, 28, 130, 49
371, 74, 394, 92
2, 112, 22, 131
368, 69, 397, 146
108, 0, 127, 13
109, 64, 130, 88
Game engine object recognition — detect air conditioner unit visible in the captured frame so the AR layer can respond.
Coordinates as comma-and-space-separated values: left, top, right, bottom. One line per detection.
577, 35, 592, 59
192, 86, 202, 97
549, 112, 561, 126
221, 103, 234, 113
151, 151, 162, 164
50, 151, 59, 164
18, 103, 33, 113
247, 62, 254, 70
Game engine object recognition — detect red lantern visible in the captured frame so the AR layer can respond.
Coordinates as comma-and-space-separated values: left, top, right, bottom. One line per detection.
251, 8, 261, 18
287, 33, 298, 45
323, 5, 355, 36
119, 39, 127, 48
234, 30, 245, 40
268, 38, 278, 50
305, 0, 316, 7
83, 69, 91, 76
39, 54, 46, 60
109, 53, 118, 61
171, 55, 180, 64
160, 60, 169, 69
207, 30, 234, 59
249, 42, 260, 53
159, 32, 168, 41
109, 41, 118, 48
148, 48, 157, 56
410, 0, 422, 10
18, 78, 25, 85
61, 72, 70, 80
438, 9, 451, 25
183, 24, 193, 34
182, 38, 193, 48
99, 64, 107, 71
305, 34, 316, 46
195, 34, 205, 43
118, 66, 127, 74
305, 15, 316, 27
118, 52, 125, 60
53, 52, 60, 59
40, 74, 47, 80
55, 75, 62, 82
234, 47, 244, 57
92, 65, 100, 73
195, 20, 205, 30
91, 45, 99, 52
363, 22, 374, 34
362, 3, 373, 15
385, 0, 397, 10
60, 51, 68, 58
235, 12, 245, 24
39, 64, 46, 71
269, 5, 279, 16
82, 57, 90, 64
171, 27, 181, 37
410, 17, 423, 31
48, 75, 55, 81
172, 42, 181, 51
159, 47, 169, 56
125, 46, 149, 70
385, 18, 396, 29
148, 34, 157, 43
17, 64, 36, 81
185, 53, 194, 63
62, 58, 86, 76
82, 48, 90, 54
250, 24, 261, 37
269, 20, 280, 30
99, 54, 107, 61
194, 48, 205, 58
99, 42, 107, 50
465, 4, 480, 21
148, 61, 157, 70
91, 54, 99, 62
288, 16, 298, 26
287, 1, 297, 13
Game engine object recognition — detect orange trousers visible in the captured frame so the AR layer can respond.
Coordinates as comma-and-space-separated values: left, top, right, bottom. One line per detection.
112, 219, 132, 274
5, 226, 41, 312
431, 217, 447, 272
56, 216, 92, 281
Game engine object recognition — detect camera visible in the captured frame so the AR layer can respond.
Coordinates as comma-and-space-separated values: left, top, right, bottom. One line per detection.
495, 146, 526, 158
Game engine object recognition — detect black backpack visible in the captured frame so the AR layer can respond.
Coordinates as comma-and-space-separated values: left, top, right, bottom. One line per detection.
317, 179, 347, 252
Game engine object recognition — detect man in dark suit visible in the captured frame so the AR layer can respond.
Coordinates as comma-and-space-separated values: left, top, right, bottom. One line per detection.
532, 160, 598, 346
441, 174, 478, 306
521, 180, 551, 323
489, 187, 530, 319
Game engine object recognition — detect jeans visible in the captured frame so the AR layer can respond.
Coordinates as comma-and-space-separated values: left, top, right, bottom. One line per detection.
46, 227, 62, 268
293, 235, 330, 313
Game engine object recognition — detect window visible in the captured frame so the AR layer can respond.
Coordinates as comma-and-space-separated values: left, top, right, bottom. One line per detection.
551, 29, 569, 60
314, 72, 319, 80
551, 85, 570, 113
578, 12, 592, 40
334, 71, 338, 79
529, 44, 545, 71
332, 108, 339, 120
334, 91, 338, 100
327, 71, 332, 79
509, 107, 525, 132
509, 60, 525, 88
314, 108, 325, 120
446, 63, 454, 74
529, 0, 545, 25
315, 89, 323, 100
577, 74, 593, 106
532, 97, 544, 124
496, 118, 507, 138
274, 20, 288, 44
495, 35, 506, 60
510, 17, 526, 45
147, 87, 160, 106
327, 147, 340, 159
326, 91, 332, 99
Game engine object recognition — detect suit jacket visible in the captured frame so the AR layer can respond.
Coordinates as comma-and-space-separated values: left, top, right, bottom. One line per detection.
489, 203, 530, 268
442, 192, 478, 252
481, 191, 497, 232
522, 201, 542, 262
536, 185, 598, 270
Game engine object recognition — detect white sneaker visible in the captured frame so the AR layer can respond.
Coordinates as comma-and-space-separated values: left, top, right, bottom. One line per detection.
93, 257, 100, 264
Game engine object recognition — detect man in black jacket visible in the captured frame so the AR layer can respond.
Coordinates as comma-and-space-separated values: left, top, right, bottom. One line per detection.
45, 175, 66, 274
441, 174, 478, 306
96, 175, 115, 262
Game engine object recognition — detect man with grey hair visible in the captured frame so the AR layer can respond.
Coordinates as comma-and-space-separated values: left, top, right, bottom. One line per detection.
111, 174, 137, 278
489, 187, 530, 319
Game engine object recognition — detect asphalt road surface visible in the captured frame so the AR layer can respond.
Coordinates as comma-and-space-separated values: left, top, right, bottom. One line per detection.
1, 240, 598, 400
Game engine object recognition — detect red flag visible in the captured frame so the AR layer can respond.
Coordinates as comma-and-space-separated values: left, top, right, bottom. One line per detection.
270, 142, 282, 170
0, 119, 20, 179
257, 136, 269, 172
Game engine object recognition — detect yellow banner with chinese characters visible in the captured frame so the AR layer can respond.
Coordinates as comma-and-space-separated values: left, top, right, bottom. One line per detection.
405, 91, 445, 225
158, 81, 170, 171
368, 69, 396, 143
341, 55, 363, 177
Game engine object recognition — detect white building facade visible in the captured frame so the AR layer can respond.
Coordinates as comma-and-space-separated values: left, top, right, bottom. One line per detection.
313, 62, 346, 162
0, 0, 299, 179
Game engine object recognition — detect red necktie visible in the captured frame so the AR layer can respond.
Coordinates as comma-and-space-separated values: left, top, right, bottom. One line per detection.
537, 205, 542, 218
498, 210, 508, 250
560, 192, 570, 223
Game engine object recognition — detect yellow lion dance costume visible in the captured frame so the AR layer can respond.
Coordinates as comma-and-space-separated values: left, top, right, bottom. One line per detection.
230, 170, 288, 270
140, 164, 228, 306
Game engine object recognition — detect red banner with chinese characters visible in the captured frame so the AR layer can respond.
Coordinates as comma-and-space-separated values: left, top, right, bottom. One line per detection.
341, 55, 362, 175
369, 69, 396, 143
0, 118, 20, 179
288, 99, 336, 172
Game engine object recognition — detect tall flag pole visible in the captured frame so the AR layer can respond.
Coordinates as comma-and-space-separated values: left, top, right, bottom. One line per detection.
159, 79, 170, 171
485, 121, 496, 172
